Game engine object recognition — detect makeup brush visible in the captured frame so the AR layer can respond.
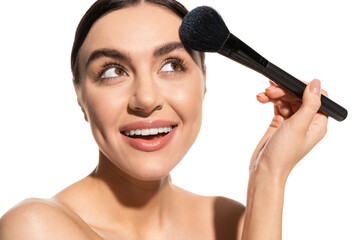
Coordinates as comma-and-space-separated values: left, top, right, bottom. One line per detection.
179, 6, 348, 121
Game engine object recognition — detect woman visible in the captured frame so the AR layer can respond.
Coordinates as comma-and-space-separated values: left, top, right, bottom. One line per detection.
0, 0, 328, 239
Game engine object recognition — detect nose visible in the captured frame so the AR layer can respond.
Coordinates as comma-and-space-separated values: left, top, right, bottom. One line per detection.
128, 73, 164, 115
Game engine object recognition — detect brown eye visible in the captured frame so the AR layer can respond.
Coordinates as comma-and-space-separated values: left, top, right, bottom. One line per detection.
160, 61, 184, 73
114, 68, 126, 76
170, 63, 180, 71
101, 67, 128, 79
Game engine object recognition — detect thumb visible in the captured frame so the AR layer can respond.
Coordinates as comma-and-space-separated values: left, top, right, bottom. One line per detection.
292, 79, 322, 131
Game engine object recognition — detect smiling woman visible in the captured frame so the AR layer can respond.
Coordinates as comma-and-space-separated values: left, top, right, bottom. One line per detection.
74, 2, 207, 183
0, 0, 331, 239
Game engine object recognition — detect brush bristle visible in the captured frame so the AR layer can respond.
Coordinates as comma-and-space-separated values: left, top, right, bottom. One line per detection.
180, 6, 230, 52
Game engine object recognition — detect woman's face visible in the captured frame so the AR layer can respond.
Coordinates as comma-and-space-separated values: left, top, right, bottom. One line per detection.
75, 3, 206, 181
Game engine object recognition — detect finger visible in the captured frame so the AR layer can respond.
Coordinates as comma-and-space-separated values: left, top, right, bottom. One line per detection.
265, 86, 286, 98
321, 89, 329, 97
270, 106, 285, 128
258, 89, 300, 118
269, 80, 278, 87
256, 92, 271, 103
268, 80, 317, 102
291, 79, 322, 132
265, 86, 300, 102
290, 101, 301, 114
274, 100, 294, 118
303, 111, 328, 151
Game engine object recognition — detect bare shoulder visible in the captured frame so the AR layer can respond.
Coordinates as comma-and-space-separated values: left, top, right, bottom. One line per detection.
0, 198, 99, 240
174, 185, 245, 217
174, 185, 246, 239
211, 196, 246, 239
212, 196, 245, 221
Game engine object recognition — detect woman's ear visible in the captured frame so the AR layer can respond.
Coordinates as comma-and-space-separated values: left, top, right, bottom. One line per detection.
78, 99, 88, 122
203, 64, 207, 98
74, 85, 88, 122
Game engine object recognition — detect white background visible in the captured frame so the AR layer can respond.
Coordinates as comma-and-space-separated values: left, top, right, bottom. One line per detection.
0, 0, 359, 239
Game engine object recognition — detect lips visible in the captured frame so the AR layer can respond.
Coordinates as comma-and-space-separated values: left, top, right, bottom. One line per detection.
120, 120, 177, 152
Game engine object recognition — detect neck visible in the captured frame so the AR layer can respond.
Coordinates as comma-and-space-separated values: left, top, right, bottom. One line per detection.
88, 152, 175, 232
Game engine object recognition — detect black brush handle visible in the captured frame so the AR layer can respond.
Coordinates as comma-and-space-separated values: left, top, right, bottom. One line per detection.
219, 33, 348, 121
264, 62, 348, 121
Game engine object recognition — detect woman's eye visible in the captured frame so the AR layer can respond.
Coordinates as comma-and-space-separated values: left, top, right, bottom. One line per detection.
101, 67, 127, 79
160, 62, 183, 72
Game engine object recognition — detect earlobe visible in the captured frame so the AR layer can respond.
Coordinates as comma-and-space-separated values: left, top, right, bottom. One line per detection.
203, 64, 207, 98
76, 98, 88, 122
74, 85, 88, 122
80, 104, 88, 122
203, 82, 207, 99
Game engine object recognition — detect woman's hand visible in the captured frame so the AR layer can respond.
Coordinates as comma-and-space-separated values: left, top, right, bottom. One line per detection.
250, 79, 328, 180
240, 79, 328, 240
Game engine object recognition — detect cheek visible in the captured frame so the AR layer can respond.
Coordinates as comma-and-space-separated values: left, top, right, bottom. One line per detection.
83, 86, 128, 139
165, 74, 204, 131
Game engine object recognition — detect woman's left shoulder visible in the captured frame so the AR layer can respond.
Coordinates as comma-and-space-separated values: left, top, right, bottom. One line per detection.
174, 185, 245, 211
211, 196, 246, 216
174, 185, 246, 225
177, 186, 246, 239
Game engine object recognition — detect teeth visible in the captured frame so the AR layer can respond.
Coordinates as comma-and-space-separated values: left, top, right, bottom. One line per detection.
123, 126, 173, 137
142, 129, 150, 136
149, 128, 158, 135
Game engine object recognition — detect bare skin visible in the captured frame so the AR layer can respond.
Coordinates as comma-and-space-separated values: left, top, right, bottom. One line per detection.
0, 3, 328, 240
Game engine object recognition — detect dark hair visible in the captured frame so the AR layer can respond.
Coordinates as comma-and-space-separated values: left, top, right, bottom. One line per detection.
71, 0, 205, 85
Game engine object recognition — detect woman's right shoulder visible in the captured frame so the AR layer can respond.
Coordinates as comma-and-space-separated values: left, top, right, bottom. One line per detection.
0, 198, 97, 240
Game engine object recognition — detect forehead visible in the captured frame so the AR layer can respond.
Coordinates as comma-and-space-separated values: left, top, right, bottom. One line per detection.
79, 3, 183, 61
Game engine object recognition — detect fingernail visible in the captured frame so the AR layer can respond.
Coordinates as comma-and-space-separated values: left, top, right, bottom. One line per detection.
310, 79, 321, 94
256, 93, 263, 99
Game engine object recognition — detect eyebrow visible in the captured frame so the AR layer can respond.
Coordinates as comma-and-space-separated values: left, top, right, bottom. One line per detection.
153, 42, 185, 57
85, 42, 186, 69
86, 48, 130, 69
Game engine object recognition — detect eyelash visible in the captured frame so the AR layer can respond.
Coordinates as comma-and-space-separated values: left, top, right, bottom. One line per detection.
160, 58, 187, 73
94, 57, 187, 83
95, 61, 127, 82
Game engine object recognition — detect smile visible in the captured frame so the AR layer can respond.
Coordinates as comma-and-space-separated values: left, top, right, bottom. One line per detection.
120, 121, 177, 152
123, 126, 173, 137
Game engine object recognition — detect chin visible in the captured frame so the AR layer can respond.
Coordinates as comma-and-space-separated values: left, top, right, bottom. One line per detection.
128, 160, 175, 181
